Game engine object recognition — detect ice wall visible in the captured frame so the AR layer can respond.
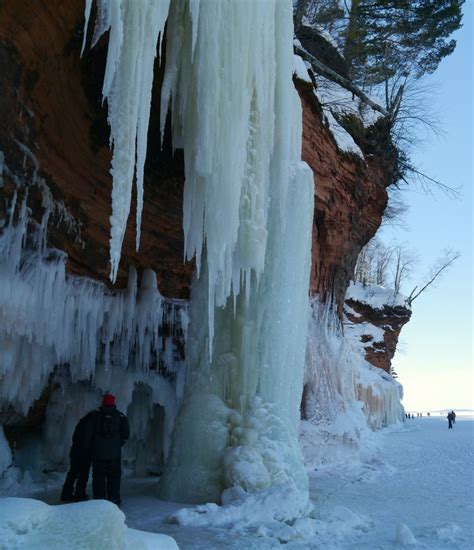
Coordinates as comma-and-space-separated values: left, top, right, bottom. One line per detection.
0, 156, 187, 470
301, 298, 404, 469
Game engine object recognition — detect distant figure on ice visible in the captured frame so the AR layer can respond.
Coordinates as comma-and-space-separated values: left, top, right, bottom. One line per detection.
447, 411, 454, 429
451, 410, 456, 423
61, 411, 96, 502
86, 393, 130, 505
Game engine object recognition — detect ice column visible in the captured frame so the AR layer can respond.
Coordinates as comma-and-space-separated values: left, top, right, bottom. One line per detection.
158, 0, 314, 511
83, 0, 171, 282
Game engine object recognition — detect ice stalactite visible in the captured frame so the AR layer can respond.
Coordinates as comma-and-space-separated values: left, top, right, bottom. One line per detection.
0, 164, 187, 470
301, 299, 404, 469
82, 0, 171, 282
155, 0, 314, 518
160, 0, 279, 351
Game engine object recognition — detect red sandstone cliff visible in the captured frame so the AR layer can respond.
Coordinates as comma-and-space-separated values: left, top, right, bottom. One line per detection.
344, 286, 412, 374
0, 0, 192, 298
0, 1, 404, 415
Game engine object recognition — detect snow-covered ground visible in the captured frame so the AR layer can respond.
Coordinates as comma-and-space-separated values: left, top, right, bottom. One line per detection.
4, 415, 471, 549
124, 415, 474, 548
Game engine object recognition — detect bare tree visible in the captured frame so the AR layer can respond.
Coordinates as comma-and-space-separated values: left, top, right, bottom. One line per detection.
375, 242, 394, 286
354, 238, 396, 286
406, 248, 460, 306
392, 244, 417, 295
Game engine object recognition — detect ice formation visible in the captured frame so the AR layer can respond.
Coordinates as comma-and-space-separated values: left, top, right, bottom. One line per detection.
301, 298, 404, 469
0, 153, 187, 471
0, 497, 178, 549
0, 189, 186, 414
82, 0, 171, 281
156, 0, 314, 516
0, 427, 12, 478
0, 0, 408, 530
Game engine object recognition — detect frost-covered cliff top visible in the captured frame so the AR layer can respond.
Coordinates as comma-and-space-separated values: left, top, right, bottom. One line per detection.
346, 282, 410, 310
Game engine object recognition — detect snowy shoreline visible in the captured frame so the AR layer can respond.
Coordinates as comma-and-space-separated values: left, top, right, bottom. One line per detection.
2, 416, 473, 549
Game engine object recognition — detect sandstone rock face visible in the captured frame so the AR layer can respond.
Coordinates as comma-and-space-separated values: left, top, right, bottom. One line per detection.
296, 81, 390, 314
0, 1, 391, 309
0, 0, 193, 298
345, 298, 412, 374
0, 1, 401, 422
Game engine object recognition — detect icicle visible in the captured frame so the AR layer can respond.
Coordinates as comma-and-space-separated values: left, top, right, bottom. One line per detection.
83, 0, 171, 282
81, 0, 93, 56
0, 182, 187, 415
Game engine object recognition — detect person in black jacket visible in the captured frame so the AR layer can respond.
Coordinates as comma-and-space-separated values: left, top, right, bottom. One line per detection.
61, 411, 96, 502
447, 411, 454, 429
86, 393, 130, 505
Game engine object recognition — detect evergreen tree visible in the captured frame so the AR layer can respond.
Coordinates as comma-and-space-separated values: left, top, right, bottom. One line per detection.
344, 0, 464, 87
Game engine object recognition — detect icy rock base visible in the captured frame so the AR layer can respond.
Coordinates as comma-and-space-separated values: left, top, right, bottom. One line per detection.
0, 498, 178, 549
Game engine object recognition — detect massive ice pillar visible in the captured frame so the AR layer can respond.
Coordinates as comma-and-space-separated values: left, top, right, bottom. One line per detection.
86, 0, 314, 509
157, 0, 314, 506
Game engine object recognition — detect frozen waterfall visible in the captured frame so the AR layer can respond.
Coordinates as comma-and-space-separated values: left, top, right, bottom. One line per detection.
85, 0, 315, 510
153, 0, 314, 513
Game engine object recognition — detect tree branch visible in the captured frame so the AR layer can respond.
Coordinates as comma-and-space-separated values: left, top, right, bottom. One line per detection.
407, 252, 460, 306
294, 44, 389, 117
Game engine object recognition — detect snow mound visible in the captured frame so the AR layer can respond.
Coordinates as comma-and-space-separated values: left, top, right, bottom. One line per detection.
395, 522, 417, 545
435, 522, 463, 543
0, 497, 178, 549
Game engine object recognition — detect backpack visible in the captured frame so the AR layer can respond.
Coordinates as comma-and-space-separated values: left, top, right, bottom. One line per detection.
97, 410, 119, 439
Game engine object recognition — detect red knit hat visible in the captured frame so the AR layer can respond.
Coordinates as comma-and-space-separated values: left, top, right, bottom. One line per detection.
102, 393, 116, 407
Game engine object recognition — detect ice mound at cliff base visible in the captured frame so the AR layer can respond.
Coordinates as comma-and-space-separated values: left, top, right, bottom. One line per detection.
0, 497, 178, 549
168, 483, 311, 529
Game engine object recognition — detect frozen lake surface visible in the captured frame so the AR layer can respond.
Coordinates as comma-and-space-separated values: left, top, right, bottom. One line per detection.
2, 415, 473, 548
119, 415, 474, 548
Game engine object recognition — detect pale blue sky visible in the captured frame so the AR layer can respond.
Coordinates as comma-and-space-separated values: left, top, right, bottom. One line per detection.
381, 2, 473, 412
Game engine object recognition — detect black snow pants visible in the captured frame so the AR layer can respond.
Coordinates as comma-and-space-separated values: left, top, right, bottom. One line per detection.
92, 458, 122, 504
448, 419, 453, 428
61, 456, 91, 501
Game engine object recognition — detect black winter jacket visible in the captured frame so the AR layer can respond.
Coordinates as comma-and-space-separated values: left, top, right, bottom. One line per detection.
84, 405, 130, 461
70, 411, 96, 460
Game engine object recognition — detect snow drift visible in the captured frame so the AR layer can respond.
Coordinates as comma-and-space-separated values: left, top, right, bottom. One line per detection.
0, 497, 178, 549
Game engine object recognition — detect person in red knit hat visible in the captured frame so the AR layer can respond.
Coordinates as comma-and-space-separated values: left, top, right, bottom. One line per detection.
61, 393, 129, 506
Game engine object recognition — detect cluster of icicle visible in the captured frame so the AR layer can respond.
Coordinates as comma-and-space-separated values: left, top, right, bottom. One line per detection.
82, 0, 171, 282
82, 0, 301, 351
303, 298, 404, 460
0, 183, 188, 415
81, 0, 315, 516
